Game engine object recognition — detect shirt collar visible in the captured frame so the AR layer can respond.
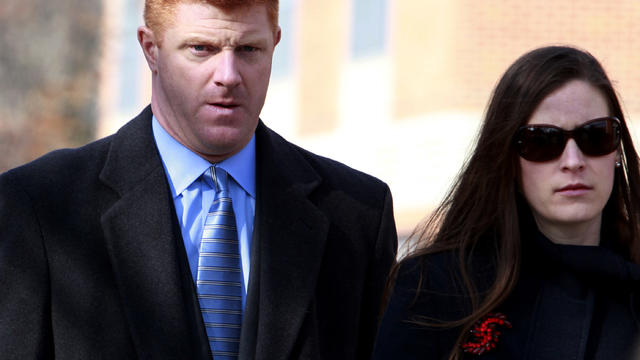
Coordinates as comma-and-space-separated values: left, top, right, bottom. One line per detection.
152, 116, 256, 198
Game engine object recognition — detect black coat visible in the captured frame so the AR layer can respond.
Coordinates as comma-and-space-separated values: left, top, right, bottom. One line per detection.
0, 106, 398, 359
373, 231, 640, 359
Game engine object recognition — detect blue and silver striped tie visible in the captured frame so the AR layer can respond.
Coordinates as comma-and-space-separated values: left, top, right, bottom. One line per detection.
197, 166, 242, 359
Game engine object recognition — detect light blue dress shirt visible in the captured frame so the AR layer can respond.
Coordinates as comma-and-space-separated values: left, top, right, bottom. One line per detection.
152, 117, 255, 305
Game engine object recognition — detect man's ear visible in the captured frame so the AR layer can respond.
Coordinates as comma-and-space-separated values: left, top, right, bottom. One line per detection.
274, 26, 282, 47
138, 26, 159, 73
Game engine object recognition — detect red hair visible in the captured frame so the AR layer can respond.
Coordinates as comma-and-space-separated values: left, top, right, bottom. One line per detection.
144, 0, 279, 37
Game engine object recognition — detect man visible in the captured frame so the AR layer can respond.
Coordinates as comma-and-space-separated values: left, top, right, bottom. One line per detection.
0, 0, 397, 359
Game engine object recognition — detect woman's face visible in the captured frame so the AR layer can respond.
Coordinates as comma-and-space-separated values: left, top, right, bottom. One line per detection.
519, 80, 618, 244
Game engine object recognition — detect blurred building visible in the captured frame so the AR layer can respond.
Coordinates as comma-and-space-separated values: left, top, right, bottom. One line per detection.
99, 0, 640, 235
0, 0, 102, 171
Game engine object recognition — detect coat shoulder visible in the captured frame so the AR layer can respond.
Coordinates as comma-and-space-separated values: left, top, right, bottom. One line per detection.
1, 106, 153, 196
256, 122, 390, 197
0, 135, 114, 195
298, 145, 387, 191
373, 252, 466, 360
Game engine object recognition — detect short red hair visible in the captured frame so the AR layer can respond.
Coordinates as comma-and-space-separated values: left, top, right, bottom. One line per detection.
144, 0, 279, 36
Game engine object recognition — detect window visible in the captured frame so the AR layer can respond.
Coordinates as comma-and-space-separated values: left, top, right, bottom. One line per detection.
351, 0, 388, 59
272, 0, 295, 78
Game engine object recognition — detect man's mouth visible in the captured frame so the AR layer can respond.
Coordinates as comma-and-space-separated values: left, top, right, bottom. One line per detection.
210, 102, 238, 108
209, 97, 240, 107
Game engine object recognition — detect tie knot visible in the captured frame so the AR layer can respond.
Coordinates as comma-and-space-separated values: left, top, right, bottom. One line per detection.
204, 166, 230, 193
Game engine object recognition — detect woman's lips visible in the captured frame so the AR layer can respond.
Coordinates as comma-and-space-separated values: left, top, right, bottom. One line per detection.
555, 183, 593, 196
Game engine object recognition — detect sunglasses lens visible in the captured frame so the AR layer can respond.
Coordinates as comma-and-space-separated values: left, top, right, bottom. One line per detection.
516, 127, 565, 162
574, 118, 620, 156
516, 117, 621, 162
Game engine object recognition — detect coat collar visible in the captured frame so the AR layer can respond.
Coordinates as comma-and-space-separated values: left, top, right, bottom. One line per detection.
99, 106, 209, 359
242, 121, 329, 359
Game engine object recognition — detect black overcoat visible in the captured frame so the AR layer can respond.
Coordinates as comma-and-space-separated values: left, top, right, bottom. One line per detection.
0, 106, 398, 359
373, 231, 640, 359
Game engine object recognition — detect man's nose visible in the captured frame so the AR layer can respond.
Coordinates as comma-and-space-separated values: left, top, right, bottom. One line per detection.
213, 50, 241, 88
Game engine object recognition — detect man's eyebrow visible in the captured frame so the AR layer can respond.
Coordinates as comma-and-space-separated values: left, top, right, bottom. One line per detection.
182, 35, 219, 44
181, 30, 271, 45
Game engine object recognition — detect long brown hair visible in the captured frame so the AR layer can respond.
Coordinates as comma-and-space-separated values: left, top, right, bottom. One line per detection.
388, 46, 640, 359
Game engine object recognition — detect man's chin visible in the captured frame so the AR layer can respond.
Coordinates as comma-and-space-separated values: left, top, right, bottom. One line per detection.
195, 135, 251, 162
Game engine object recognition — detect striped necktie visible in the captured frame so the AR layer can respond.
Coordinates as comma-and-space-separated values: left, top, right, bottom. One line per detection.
197, 166, 243, 359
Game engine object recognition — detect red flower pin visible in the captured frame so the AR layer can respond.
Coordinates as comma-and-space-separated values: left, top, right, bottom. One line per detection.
461, 312, 512, 355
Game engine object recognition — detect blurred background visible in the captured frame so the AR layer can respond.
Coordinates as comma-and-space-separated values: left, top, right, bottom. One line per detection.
2, 0, 640, 237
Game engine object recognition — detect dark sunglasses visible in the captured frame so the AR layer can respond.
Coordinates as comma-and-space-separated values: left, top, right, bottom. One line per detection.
515, 116, 621, 162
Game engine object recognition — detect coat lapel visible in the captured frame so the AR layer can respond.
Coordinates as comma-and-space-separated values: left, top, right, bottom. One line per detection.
99, 107, 209, 359
248, 122, 329, 358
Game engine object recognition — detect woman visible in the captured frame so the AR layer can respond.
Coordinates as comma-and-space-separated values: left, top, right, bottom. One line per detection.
373, 46, 640, 359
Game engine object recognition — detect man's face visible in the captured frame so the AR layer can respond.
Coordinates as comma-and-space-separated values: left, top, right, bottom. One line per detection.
141, 3, 280, 162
